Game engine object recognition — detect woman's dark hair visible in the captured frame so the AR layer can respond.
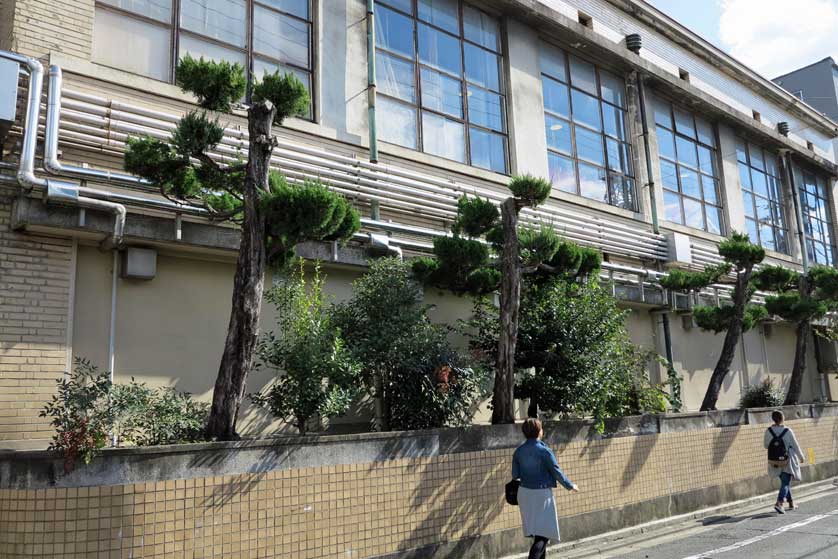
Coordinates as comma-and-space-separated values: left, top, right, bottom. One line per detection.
772, 410, 784, 424
522, 418, 542, 439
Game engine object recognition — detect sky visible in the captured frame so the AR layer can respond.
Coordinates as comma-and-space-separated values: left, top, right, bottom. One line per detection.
647, 0, 838, 78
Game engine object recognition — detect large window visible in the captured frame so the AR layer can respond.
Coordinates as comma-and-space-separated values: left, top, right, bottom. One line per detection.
374, 0, 508, 173
540, 42, 635, 210
799, 170, 834, 265
93, 0, 313, 109
737, 140, 788, 254
654, 98, 723, 234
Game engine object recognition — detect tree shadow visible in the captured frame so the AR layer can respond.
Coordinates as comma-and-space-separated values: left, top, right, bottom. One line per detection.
620, 432, 658, 489
710, 426, 738, 466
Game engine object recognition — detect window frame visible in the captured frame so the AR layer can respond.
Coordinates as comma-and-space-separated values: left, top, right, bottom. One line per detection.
539, 41, 637, 211
736, 139, 789, 254
655, 98, 725, 234
373, 0, 509, 174
799, 168, 835, 266
93, 0, 315, 117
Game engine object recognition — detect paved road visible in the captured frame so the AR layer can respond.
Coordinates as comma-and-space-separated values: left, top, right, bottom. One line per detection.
599, 488, 838, 559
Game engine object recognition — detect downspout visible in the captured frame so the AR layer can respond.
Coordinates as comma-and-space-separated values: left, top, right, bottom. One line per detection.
783, 151, 830, 401
366, 0, 379, 163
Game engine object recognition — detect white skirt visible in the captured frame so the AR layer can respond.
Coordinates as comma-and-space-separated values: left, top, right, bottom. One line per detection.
518, 486, 561, 542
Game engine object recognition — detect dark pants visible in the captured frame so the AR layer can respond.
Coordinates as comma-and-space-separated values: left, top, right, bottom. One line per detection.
529, 536, 549, 559
777, 472, 792, 503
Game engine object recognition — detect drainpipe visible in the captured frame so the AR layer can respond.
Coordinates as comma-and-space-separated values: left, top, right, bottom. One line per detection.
366, 0, 379, 163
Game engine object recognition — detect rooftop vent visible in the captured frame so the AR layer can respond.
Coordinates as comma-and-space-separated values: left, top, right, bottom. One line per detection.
777, 122, 790, 136
626, 34, 642, 54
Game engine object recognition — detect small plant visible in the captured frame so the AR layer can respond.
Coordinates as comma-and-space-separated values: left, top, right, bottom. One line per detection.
739, 378, 783, 409
251, 260, 360, 434
41, 358, 208, 472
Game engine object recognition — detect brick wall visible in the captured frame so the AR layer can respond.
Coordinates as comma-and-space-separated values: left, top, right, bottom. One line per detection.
1, 413, 836, 558
0, 189, 73, 444
8, 0, 94, 60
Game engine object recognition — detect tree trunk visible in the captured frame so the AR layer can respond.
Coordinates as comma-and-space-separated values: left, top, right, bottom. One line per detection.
492, 198, 521, 424
784, 319, 810, 405
372, 372, 390, 431
205, 101, 276, 440
700, 268, 754, 411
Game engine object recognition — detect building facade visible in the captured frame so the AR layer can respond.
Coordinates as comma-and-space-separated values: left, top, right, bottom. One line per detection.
1, 0, 838, 449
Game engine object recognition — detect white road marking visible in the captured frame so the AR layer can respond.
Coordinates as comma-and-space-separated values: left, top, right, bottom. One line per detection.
680, 509, 838, 559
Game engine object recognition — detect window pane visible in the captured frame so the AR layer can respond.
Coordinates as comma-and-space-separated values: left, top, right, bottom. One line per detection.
599, 70, 625, 107
377, 5, 414, 58
178, 34, 246, 67
656, 127, 675, 160
253, 58, 311, 97
100, 0, 172, 21
378, 0, 412, 13
545, 115, 572, 155
738, 163, 752, 191
675, 136, 698, 168
664, 191, 682, 223
571, 89, 602, 130
378, 51, 416, 102
421, 68, 461, 117
602, 104, 626, 140
542, 77, 570, 117
548, 152, 576, 193
673, 107, 696, 139
760, 224, 775, 250
706, 207, 722, 234
683, 198, 705, 230
258, 0, 309, 19
568, 55, 597, 94
468, 86, 503, 131
379, 97, 417, 149
540, 42, 567, 82
695, 116, 715, 147
679, 167, 700, 199
464, 44, 500, 91
575, 126, 604, 166
610, 174, 635, 210
470, 127, 506, 173
578, 162, 608, 202
736, 138, 748, 163
743, 192, 755, 217
418, 0, 459, 34
752, 171, 769, 198
253, 6, 309, 68
660, 159, 678, 191
94, 9, 172, 81
701, 176, 718, 205
181, 0, 247, 47
653, 97, 672, 128
463, 6, 499, 51
422, 112, 465, 162
765, 155, 778, 177
749, 146, 765, 171
418, 23, 461, 75
697, 145, 714, 176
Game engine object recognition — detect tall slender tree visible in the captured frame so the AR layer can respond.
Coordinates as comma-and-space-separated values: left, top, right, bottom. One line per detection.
124, 57, 359, 440
413, 175, 600, 423
660, 233, 766, 410
753, 265, 838, 404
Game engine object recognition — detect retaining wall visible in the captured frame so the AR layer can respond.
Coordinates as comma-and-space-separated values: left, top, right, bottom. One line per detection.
1, 404, 838, 558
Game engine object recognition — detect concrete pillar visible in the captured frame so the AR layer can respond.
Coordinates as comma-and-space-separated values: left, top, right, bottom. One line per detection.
318, 0, 369, 145
639, 86, 666, 229
716, 123, 746, 235
788, 163, 807, 262
504, 18, 549, 178
625, 72, 653, 225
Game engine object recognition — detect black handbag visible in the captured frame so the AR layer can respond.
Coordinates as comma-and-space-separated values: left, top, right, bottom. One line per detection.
505, 479, 520, 506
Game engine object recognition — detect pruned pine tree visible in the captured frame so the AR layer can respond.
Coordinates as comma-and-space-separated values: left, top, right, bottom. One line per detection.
752, 265, 838, 405
124, 56, 360, 440
660, 233, 766, 410
412, 175, 601, 424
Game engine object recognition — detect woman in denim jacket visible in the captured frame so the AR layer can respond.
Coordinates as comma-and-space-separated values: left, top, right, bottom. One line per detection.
512, 418, 579, 559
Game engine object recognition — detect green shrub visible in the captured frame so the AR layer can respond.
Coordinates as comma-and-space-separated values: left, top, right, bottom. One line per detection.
739, 378, 783, 409
40, 359, 208, 472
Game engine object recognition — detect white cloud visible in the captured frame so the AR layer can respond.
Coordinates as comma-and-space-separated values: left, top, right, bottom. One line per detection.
718, 0, 838, 77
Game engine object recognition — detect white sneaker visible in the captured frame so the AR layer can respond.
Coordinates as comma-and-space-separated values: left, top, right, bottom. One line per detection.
774, 505, 785, 514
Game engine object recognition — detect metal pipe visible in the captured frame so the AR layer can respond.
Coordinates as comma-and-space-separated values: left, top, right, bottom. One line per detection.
637, 75, 660, 234
366, 0, 378, 163
782, 151, 809, 271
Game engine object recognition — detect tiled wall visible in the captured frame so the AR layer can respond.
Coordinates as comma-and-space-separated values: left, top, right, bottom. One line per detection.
2, 416, 836, 558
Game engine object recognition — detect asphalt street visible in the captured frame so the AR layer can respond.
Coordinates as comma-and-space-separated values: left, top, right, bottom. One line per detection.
592, 486, 838, 559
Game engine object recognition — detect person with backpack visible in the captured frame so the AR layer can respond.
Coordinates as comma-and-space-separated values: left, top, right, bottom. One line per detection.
511, 418, 579, 559
764, 410, 805, 514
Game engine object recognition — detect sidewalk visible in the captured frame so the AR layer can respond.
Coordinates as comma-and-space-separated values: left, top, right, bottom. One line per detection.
500, 477, 838, 559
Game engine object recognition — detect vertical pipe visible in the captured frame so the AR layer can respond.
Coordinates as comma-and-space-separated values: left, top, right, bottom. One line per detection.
783, 152, 808, 271
65, 238, 78, 376
367, 0, 379, 163
108, 250, 119, 446
637, 76, 659, 234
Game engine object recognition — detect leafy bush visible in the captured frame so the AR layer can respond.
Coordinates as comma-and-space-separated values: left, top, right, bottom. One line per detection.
251, 260, 360, 434
40, 359, 208, 472
333, 257, 489, 431
739, 378, 783, 409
